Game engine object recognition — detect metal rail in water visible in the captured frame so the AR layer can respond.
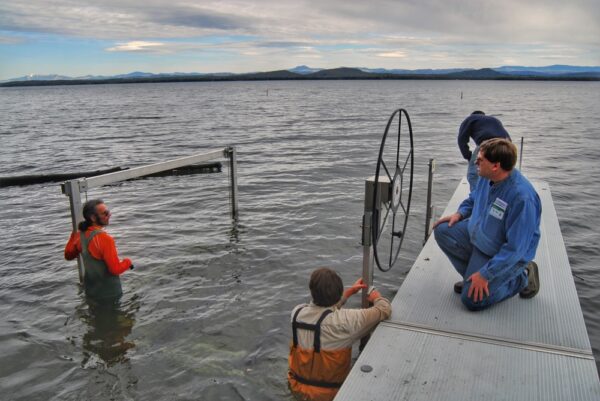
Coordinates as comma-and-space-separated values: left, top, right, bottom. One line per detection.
336, 179, 600, 401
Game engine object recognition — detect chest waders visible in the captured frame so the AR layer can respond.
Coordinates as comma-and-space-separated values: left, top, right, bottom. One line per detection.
288, 307, 351, 401
81, 230, 122, 300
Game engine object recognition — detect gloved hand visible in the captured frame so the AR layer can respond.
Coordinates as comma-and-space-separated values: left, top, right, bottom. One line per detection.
343, 278, 367, 299
366, 289, 382, 304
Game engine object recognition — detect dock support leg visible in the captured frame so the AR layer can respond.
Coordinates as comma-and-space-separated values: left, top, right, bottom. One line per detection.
519, 137, 524, 171
424, 158, 435, 244
226, 146, 239, 221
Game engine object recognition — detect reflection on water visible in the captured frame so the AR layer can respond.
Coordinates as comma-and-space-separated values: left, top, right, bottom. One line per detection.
77, 295, 138, 368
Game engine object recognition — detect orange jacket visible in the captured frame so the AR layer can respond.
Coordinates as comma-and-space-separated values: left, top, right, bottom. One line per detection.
64, 226, 132, 275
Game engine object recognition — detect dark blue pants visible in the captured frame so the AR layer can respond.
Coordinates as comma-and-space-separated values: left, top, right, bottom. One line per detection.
434, 220, 527, 311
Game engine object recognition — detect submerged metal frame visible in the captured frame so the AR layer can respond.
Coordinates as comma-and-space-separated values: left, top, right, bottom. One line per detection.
62, 147, 239, 283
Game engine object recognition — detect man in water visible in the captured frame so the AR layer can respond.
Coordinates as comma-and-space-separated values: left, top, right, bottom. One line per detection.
433, 138, 541, 311
65, 199, 133, 300
288, 267, 391, 401
458, 111, 511, 191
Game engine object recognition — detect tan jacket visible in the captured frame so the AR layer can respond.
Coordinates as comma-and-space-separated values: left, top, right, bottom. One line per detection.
291, 297, 392, 350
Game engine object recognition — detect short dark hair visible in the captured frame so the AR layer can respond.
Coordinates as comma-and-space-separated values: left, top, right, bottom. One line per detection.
78, 199, 104, 232
479, 138, 517, 171
309, 267, 343, 307
472, 110, 485, 115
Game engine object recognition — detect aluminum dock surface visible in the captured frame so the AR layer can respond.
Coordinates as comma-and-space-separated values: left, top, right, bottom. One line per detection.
336, 179, 600, 401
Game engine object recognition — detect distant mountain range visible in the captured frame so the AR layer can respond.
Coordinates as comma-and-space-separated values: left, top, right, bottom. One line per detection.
289, 64, 600, 77
5, 71, 234, 82
2, 65, 599, 86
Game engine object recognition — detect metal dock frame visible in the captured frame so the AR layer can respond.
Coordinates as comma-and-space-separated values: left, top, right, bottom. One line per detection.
336, 179, 600, 401
62, 147, 239, 283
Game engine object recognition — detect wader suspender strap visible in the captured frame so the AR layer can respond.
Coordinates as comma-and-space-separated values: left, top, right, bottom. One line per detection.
291, 307, 341, 389
292, 308, 333, 353
81, 229, 102, 257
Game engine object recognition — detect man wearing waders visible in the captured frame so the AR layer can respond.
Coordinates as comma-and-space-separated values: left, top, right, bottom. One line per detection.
288, 267, 391, 401
64, 199, 133, 300
458, 111, 511, 191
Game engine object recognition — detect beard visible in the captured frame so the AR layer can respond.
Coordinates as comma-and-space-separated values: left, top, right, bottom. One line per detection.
94, 213, 108, 227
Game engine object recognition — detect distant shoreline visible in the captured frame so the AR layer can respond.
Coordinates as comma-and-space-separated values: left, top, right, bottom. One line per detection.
2, 67, 599, 87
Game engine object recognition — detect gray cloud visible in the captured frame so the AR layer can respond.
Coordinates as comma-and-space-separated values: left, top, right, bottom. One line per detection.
0, 0, 598, 67
2, 0, 595, 42
154, 13, 245, 30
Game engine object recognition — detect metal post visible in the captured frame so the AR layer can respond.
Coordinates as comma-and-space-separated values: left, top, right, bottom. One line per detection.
424, 158, 436, 244
360, 176, 390, 349
226, 146, 239, 220
62, 180, 85, 283
360, 180, 375, 351
519, 137, 524, 171
361, 211, 373, 309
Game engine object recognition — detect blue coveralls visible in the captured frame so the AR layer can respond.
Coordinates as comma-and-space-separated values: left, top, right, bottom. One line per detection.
434, 169, 541, 310
457, 114, 511, 191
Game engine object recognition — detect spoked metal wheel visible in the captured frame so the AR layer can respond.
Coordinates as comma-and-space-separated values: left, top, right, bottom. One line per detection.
372, 109, 414, 272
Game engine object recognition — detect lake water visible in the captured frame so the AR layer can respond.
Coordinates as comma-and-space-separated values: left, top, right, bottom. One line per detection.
1, 80, 599, 400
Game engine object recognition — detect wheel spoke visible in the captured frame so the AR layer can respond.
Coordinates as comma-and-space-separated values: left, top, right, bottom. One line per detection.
389, 215, 397, 266
381, 159, 393, 182
392, 237, 402, 265
399, 199, 407, 215
378, 202, 391, 238
400, 149, 412, 174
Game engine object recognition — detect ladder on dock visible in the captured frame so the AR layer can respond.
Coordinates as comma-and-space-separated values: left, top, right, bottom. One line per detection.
336, 179, 600, 401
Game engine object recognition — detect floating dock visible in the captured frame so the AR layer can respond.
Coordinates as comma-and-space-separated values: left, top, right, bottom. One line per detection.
336, 179, 600, 401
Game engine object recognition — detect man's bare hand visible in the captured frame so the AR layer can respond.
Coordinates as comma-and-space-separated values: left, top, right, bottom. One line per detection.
343, 278, 367, 299
467, 272, 489, 303
433, 212, 462, 229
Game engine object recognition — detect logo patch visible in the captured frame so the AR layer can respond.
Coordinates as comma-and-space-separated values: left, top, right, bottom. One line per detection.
489, 197, 507, 220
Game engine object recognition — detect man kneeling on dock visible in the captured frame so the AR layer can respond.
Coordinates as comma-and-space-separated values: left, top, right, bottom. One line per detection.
288, 268, 391, 401
433, 138, 541, 311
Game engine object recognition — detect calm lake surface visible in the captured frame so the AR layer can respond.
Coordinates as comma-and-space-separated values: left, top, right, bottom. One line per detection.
1, 80, 599, 400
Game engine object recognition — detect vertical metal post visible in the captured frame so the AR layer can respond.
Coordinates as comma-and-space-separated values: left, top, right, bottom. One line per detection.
424, 159, 436, 244
226, 146, 239, 220
360, 179, 377, 350
359, 176, 392, 349
62, 180, 85, 283
360, 176, 390, 308
519, 137, 524, 171
361, 179, 379, 309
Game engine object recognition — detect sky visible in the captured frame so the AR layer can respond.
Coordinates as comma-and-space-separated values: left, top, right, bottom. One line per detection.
0, 0, 599, 80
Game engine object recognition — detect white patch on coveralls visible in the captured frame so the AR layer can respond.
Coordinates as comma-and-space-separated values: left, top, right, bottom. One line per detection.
490, 197, 508, 220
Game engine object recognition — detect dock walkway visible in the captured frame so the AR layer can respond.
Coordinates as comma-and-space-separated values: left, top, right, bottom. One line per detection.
336, 179, 600, 401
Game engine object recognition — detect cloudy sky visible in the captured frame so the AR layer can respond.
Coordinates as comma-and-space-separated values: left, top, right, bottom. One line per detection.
1, 0, 599, 79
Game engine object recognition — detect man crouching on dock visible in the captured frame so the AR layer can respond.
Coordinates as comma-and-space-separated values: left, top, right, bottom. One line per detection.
433, 138, 541, 311
288, 267, 391, 401
64, 199, 134, 300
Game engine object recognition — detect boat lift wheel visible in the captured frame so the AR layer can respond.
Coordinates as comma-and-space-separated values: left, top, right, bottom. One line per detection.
372, 109, 414, 272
